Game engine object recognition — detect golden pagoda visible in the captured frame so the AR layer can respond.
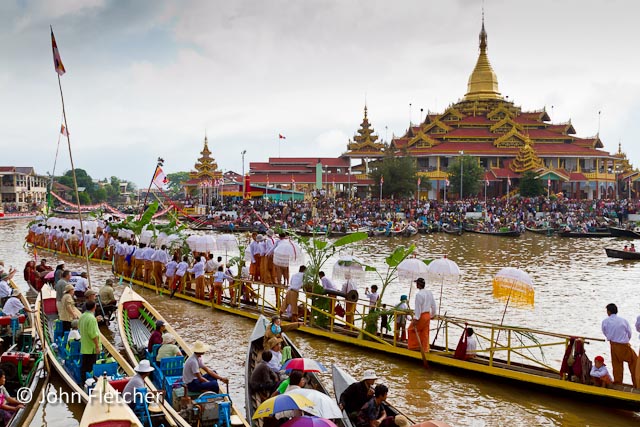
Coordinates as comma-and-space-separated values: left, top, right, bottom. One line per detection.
464, 19, 502, 101
371, 17, 623, 200
183, 135, 224, 203
190, 136, 223, 181
346, 105, 385, 157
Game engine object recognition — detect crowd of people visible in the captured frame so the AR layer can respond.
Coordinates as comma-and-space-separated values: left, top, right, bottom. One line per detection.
194, 196, 640, 235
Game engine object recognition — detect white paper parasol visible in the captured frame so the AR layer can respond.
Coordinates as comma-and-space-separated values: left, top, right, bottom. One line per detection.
195, 235, 216, 253
426, 256, 461, 317
216, 234, 239, 252
274, 239, 304, 268
398, 258, 429, 282
332, 255, 366, 281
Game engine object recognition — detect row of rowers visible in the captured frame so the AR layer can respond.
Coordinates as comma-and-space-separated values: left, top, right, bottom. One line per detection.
27, 223, 118, 260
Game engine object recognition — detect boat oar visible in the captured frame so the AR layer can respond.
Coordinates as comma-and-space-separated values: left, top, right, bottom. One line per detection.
96, 294, 109, 327
431, 310, 447, 347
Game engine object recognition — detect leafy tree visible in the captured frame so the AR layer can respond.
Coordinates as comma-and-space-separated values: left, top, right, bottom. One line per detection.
446, 155, 484, 198
94, 187, 107, 202
166, 171, 191, 198
288, 230, 368, 327
369, 152, 422, 198
519, 171, 545, 197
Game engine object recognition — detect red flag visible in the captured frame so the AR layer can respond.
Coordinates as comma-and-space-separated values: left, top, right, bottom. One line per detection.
51, 29, 66, 76
279, 134, 286, 139
380, 176, 384, 185
547, 178, 551, 187
417, 177, 421, 186
60, 124, 68, 137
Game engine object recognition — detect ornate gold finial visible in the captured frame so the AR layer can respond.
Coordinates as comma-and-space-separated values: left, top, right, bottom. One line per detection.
464, 15, 502, 101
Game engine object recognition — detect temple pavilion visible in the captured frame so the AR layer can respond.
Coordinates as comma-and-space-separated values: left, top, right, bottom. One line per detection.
344, 20, 634, 200
183, 136, 224, 204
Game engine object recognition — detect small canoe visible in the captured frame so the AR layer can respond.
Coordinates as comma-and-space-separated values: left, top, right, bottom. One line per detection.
463, 226, 523, 237
331, 365, 412, 426
525, 226, 555, 235
442, 225, 463, 235
246, 315, 349, 427
608, 226, 640, 238
3, 280, 48, 427
117, 286, 250, 427
605, 248, 640, 260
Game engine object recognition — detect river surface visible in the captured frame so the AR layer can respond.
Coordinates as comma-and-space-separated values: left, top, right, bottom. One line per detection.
2, 219, 639, 426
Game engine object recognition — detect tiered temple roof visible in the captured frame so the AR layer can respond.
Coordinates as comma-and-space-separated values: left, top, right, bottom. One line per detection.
345, 106, 385, 157
377, 20, 611, 174
185, 136, 223, 186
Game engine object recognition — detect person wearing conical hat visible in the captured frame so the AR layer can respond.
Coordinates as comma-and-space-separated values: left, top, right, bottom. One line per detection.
182, 341, 229, 393
122, 360, 155, 407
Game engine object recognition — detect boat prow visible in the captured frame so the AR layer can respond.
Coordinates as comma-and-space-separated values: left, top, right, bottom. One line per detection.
79, 375, 143, 427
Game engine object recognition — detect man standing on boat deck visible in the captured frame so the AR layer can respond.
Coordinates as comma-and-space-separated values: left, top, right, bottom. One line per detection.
408, 277, 437, 353
602, 303, 637, 387
281, 265, 306, 321
79, 301, 101, 381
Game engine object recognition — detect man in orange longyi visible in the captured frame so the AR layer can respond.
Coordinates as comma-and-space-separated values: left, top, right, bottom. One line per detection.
408, 277, 437, 353
601, 303, 637, 386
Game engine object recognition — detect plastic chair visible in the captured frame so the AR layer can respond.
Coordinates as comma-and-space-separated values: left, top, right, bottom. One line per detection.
89, 362, 119, 379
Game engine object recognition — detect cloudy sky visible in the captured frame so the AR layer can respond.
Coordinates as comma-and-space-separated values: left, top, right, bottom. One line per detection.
1, 0, 639, 187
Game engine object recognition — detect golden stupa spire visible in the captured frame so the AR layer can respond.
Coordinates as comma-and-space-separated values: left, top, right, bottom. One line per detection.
464, 13, 503, 101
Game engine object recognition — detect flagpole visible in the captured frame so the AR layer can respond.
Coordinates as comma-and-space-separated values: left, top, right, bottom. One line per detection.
484, 180, 487, 206
139, 158, 163, 220
47, 122, 64, 215
52, 27, 92, 287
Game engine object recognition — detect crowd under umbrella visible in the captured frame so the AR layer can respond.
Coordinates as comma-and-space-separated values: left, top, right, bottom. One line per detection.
284, 391, 342, 420
253, 393, 317, 419
492, 267, 535, 338
281, 357, 327, 373
426, 256, 461, 319
331, 255, 366, 282
397, 257, 430, 301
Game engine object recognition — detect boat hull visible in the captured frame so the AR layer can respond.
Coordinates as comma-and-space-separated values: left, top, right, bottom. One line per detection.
605, 248, 640, 260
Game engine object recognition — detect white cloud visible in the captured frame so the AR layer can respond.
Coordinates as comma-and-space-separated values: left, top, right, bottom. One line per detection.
1, 0, 639, 187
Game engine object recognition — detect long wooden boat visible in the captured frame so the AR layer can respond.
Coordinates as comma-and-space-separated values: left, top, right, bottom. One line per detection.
441, 225, 463, 235
3, 280, 48, 427
34, 285, 189, 427
463, 226, 523, 237
24, 242, 113, 266
558, 230, 612, 238
29, 242, 640, 411
331, 365, 412, 426
524, 226, 555, 236
608, 226, 640, 238
117, 286, 250, 427
605, 247, 640, 260
245, 315, 350, 427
